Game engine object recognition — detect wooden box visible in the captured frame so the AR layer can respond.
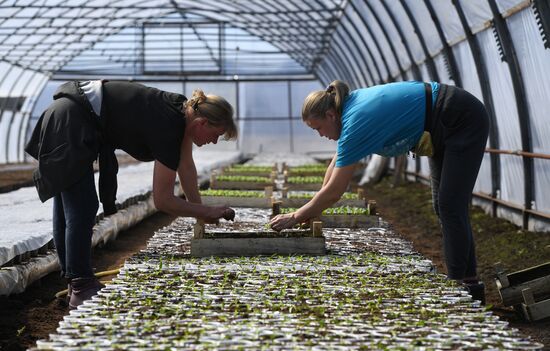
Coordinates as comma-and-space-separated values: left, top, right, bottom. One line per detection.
495, 262, 550, 321
191, 221, 325, 257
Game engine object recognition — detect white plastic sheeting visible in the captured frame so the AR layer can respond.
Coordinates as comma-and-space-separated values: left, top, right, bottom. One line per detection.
359, 155, 389, 186
508, 9, 550, 215
419, 1, 464, 46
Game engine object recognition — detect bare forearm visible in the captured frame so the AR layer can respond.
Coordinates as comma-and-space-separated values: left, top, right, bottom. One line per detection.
295, 186, 341, 222
322, 154, 337, 187
179, 166, 201, 204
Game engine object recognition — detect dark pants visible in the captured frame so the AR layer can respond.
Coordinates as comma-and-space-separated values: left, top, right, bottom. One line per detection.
52, 167, 98, 279
428, 85, 489, 280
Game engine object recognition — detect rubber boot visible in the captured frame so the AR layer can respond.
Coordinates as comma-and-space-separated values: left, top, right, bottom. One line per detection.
69, 277, 104, 309
465, 281, 486, 305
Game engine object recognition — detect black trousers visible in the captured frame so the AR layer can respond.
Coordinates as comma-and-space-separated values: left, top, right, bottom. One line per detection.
53, 167, 98, 279
427, 84, 489, 280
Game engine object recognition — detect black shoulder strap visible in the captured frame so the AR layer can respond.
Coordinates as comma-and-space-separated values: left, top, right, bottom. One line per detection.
424, 82, 433, 129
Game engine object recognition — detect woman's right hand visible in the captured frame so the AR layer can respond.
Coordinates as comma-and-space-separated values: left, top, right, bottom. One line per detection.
202, 206, 235, 224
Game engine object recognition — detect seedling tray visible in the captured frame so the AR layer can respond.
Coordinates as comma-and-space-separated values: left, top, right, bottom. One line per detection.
221, 168, 275, 178
191, 222, 325, 257
281, 197, 365, 208
273, 204, 379, 229
210, 180, 275, 190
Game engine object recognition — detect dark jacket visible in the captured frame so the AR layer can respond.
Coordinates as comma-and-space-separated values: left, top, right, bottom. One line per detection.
25, 81, 119, 215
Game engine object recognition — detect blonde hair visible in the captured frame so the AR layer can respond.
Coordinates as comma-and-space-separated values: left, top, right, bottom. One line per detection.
301, 80, 350, 121
185, 89, 238, 140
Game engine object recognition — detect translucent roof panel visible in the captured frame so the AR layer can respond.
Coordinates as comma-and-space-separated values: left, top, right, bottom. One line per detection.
0, 0, 346, 77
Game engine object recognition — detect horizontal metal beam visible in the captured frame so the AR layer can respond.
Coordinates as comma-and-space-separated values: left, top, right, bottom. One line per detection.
50, 74, 317, 82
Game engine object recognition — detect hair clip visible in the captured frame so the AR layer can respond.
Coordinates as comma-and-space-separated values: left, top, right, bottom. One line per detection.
192, 100, 199, 111
326, 85, 335, 93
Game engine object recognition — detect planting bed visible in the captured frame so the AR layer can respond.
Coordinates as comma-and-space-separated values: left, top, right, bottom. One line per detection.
200, 189, 272, 208
221, 164, 276, 177
33, 208, 543, 350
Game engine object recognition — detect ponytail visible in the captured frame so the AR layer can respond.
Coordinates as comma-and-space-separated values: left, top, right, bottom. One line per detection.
301, 80, 350, 121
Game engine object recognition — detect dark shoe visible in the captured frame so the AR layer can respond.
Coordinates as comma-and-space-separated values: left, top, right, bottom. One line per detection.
69, 277, 104, 309
465, 281, 486, 305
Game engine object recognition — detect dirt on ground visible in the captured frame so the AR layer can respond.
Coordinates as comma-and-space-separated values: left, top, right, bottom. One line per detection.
0, 211, 176, 351
358, 177, 550, 348
0, 167, 549, 350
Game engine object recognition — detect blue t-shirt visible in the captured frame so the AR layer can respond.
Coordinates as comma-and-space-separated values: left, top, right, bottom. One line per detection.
335, 81, 439, 168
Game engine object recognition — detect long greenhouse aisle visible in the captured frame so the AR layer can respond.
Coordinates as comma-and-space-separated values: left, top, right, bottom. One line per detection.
33, 208, 543, 350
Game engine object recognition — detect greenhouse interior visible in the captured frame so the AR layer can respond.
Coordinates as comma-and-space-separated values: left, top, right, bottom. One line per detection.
1, 0, 549, 349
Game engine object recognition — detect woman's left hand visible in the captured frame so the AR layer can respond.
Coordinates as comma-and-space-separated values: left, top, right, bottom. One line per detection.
269, 213, 298, 231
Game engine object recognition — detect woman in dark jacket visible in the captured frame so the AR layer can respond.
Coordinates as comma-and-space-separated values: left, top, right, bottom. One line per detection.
26, 80, 237, 308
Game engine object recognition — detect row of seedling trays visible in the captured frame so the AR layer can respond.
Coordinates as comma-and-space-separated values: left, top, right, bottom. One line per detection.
33, 162, 544, 350
210, 163, 328, 191
34, 215, 543, 350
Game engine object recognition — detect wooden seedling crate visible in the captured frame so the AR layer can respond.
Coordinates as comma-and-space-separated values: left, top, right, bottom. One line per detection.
190, 221, 325, 257
283, 169, 326, 177
221, 164, 277, 178
279, 188, 368, 208
210, 174, 276, 190
201, 187, 274, 208
272, 201, 380, 229
495, 262, 550, 321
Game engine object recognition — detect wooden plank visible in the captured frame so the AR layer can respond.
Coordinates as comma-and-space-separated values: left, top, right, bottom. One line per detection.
221, 170, 273, 177
498, 275, 550, 306
202, 196, 271, 208
190, 237, 326, 257
521, 298, 550, 321
284, 183, 322, 191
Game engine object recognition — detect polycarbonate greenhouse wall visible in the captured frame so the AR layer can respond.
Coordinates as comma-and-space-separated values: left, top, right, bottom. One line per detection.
0, 0, 549, 231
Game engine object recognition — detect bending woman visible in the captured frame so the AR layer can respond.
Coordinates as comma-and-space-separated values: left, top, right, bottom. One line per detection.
270, 80, 489, 302
26, 80, 237, 308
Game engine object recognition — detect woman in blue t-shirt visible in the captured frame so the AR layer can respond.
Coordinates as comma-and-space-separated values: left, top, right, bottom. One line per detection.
270, 80, 489, 302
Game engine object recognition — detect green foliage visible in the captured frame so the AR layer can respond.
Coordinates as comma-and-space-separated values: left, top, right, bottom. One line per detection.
288, 192, 359, 200
229, 164, 273, 171
280, 206, 369, 216
225, 166, 273, 174
200, 189, 264, 198
216, 175, 272, 183
287, 176, 324, 184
